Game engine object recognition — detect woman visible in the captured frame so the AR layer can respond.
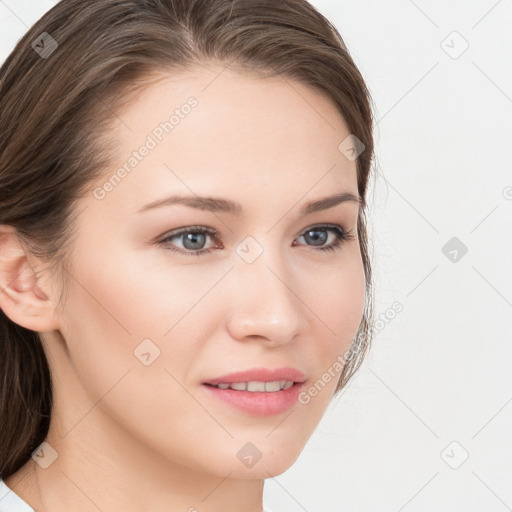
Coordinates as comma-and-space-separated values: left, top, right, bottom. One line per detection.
0, 0, 375, 510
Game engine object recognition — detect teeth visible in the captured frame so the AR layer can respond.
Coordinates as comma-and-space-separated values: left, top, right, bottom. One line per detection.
248, 381, 266, 392
213, 380, 294, 392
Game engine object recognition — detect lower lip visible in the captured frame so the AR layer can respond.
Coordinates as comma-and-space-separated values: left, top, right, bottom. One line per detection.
201, 382, 305, 416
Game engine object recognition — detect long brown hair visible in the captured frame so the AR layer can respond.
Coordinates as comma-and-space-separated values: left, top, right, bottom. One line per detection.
0, 0, 375, 479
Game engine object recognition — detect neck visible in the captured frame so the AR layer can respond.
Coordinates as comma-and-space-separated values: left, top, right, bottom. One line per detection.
29, 412, 266, 512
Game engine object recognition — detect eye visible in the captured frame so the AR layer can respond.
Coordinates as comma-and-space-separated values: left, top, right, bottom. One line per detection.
157, 225, 220, 257
157, 223, 355, 256
293, 223, 356, 253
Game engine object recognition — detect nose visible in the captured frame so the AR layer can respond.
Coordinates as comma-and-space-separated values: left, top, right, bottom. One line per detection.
225, 241, 307, 346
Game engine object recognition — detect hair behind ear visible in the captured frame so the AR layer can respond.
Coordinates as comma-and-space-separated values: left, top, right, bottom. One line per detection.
0, 312, 52, 479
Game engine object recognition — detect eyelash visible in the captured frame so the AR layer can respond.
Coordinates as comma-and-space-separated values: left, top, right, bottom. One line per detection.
156, 223, 356, 257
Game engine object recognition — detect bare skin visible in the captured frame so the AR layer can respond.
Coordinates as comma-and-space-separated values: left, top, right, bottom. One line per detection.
1, 63, 365, 512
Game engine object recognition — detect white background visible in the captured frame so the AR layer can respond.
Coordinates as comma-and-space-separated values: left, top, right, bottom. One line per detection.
1, 1, 511, 511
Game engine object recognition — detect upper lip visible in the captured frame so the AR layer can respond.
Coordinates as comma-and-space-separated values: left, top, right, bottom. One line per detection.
203, 367, 306, 385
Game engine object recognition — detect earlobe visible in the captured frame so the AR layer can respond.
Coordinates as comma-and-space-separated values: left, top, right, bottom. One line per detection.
0, 226, 60, 332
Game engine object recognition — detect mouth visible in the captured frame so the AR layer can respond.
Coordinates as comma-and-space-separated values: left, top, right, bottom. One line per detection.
203, 379, 296, 392
201, 367, 306, 416
201, 379, 305, 416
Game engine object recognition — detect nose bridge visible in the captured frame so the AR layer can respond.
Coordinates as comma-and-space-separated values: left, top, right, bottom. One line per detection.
226, 235, 305, 342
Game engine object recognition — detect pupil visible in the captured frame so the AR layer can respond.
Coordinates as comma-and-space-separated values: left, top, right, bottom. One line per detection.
306, 229, 327, 246
183, 232, 206, 250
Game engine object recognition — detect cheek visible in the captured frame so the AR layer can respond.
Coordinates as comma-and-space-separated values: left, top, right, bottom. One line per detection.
57, 252, 230, 461
310, 249, 366, 341
65, 247, 223, 339
59, 249, 228, 388
301, 249, 366, 391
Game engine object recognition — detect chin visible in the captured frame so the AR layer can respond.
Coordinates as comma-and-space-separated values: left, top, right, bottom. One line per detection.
238, 444, 304, 479
226, 458, 298, 480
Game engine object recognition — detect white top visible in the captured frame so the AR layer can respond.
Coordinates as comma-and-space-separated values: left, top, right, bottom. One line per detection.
0, 478, 274, 512
0, 479, 34, 511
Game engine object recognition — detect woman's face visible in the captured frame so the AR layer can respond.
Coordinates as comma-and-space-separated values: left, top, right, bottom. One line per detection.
48, 65, 366, 479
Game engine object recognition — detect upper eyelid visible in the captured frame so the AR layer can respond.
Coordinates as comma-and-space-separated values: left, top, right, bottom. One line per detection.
160, 223, 349, 237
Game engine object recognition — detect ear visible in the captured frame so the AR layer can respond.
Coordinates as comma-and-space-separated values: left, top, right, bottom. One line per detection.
0, 225, 60, 332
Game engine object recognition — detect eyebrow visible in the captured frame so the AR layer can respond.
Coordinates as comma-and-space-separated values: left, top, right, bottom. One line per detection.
137, 191, 362, 216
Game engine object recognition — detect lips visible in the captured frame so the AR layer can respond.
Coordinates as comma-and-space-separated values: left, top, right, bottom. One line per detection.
201, 367, 307, 415
202, 367, 306, 386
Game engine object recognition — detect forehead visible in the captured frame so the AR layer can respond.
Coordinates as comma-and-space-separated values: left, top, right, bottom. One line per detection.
90, 65, 359, 214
